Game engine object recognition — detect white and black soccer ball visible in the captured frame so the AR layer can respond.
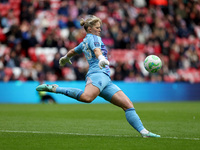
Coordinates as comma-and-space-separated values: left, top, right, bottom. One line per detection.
144, 55, 162, 73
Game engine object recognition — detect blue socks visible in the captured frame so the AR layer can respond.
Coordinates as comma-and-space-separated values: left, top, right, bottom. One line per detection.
56, 87, 83, 100
125, 108, 145, 132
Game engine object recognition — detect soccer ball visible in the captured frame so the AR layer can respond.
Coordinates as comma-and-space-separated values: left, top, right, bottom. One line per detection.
144, 55, 162, 73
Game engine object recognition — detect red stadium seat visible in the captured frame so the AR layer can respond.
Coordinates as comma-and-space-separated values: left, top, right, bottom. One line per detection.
13, 10, 20, 17
62, 67, 71, 76
28, 48, 37, 62
136, 43, 145, 52
0, 28, 6, 42
164, 75, 176, 82
10, 4, 20, 11
4, 67, 13, 77
38, 54, 47, 63
9, 0, 21, 3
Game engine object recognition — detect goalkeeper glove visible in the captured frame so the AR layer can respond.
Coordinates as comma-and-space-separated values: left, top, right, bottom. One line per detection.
98, 55, 109, 69
59, 55, 72, 67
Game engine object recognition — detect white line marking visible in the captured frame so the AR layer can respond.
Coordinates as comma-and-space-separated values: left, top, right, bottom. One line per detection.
0, 130, 134, 137
0, 130, 199, 141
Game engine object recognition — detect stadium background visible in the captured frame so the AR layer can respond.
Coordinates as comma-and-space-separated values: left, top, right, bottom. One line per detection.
0, 0, 200, 103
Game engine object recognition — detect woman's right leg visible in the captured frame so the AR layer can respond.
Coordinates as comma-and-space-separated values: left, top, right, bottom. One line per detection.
79, 83, 100, 103
56, 83, 100, 103
36, 83, 100, 103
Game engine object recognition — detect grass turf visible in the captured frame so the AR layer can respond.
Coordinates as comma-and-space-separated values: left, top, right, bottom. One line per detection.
0, 102, 199, 150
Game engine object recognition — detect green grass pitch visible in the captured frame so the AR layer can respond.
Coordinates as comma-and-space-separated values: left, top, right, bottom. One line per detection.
0, 102, 199, 150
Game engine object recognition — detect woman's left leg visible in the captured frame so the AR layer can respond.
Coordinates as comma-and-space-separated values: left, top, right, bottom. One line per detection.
110, 90, 160, 137
110, 90, 146, 133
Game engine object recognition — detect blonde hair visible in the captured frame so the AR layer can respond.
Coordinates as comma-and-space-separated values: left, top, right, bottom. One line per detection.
80, 15, 102, 32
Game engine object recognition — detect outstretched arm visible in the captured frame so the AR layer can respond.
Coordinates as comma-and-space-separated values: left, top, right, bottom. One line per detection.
66, 48, 77, 58
59, 48, 78, 67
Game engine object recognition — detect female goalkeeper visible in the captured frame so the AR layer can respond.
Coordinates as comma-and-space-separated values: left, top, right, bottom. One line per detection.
36, 15, 160, 138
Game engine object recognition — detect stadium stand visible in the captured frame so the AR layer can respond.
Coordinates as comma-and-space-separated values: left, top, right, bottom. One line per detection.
0, 0, 199, 82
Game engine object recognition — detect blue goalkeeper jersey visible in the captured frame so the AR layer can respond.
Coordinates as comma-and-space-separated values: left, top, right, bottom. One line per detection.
74, 33, 110, 77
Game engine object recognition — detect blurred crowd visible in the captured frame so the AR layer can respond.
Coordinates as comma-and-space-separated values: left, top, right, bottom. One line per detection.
0, 0, 200, 83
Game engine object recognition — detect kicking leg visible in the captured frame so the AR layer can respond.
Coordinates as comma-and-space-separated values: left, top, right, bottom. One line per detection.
36, 83, 100, 103
36, 84, 58, 92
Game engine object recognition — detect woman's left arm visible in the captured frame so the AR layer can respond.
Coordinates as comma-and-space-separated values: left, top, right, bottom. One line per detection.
93, 48, 109, 69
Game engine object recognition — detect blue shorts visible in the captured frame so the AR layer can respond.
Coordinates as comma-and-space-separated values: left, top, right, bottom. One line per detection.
86, 73, 121, 102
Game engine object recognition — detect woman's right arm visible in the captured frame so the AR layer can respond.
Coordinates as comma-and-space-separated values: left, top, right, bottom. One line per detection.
59, 48, 78, 67
66, 48, 78, 58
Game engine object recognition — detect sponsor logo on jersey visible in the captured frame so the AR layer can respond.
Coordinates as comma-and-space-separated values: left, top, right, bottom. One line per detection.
94, 42, 100, 47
